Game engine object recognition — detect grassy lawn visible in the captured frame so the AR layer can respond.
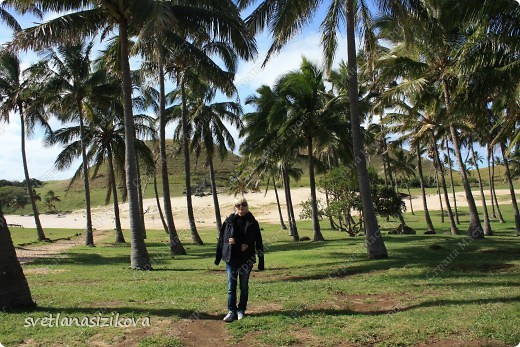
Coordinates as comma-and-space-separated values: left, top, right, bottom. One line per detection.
10, 228, 82, 247
1, 206, 519, 346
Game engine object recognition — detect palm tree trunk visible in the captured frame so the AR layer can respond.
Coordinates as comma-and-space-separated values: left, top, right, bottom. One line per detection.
283, 166, 299, 240
407, 183, 414, 215
308, 136, 324, 241
487, 145, 496, 219
416, 145, 435, 233
208, 157, 223, 233
108, 146, 125, 243
272, 175, 287, 230
136, 160, 146, 240
180, 74, 203, 245
324, 188, 335, 229
443, 81, 483, 239
491, 151, 505, 223
119, 21, 150, 270
445, 139, 460, 224
153, 172, 169, 234
159, 57, 186, 254
19, 107, 46, 241
0, 209, 35, 310
432, 133, 459, 235
382, 157, 389, 188
434, 163, 445, 223
500, 142, 520, 236
470, 142, 492, 236
346, 0, 387, 258
77, 105, 94, 246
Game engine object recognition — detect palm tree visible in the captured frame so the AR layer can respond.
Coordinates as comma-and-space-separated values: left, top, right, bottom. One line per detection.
237, 0, 395, 258
189, 84, 244, 234
0, 50, 48, 241
274, 58, 351, 241
10, 0, 256, 268
376, 2, 485, 238
240, 85, 303, 240
9, 0, 159, 268
40, 41, 112, 246
415, 144, 435, 233
0, 208, 35, 310
443, 139, 460, 224
391, 147, 416, 215
43, 190, 60, 213
469, 139, 492, 235
500, 142, 520, 236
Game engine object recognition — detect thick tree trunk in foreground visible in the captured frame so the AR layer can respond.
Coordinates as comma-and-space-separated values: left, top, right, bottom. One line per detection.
0, 209, 36, 310
119, 21, 151, 270
346, 0, 387, 258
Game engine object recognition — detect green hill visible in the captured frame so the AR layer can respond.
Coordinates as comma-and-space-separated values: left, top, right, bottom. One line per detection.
3, 142, 473, 215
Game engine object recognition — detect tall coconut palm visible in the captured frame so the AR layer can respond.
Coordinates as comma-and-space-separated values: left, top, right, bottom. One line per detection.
136, 1, 255, 249
0, 208, 35, 310
0, 50, 48, 241
375, 2, 485, 238
237, 0, 399, 258
391, 147, 416, 215
9, 0, 160, 268
274, 58, 351, 241
443, 139, 460, 224
188, 84, 244, 234
500, 142, 520, 236
9, 0, 256, 268
415, 143, 435, 233
40, 41, 112, 246
241, 85, 301, 240
469, 139, 492, 235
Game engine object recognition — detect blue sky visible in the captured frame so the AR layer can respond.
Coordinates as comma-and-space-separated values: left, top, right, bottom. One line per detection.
13, 2, 489, 187
1, 3, 373, 181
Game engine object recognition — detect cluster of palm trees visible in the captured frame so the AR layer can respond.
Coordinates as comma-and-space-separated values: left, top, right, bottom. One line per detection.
0, 0, 518, 284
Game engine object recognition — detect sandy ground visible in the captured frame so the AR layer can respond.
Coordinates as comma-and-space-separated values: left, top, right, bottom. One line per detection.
4, 188, 518, 231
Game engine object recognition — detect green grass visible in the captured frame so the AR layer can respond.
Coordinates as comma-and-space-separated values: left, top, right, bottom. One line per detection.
10, 228, 82, 247
1, 204, 519, 346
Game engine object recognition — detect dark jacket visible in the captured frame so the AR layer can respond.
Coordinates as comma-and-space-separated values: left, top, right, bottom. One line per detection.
214, 212, 264, 269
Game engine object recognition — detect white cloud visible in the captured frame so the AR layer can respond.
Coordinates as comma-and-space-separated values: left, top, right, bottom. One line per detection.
235, 31, 350, 92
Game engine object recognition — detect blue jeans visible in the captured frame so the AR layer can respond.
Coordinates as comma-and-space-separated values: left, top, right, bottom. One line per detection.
226, 262, 252, 312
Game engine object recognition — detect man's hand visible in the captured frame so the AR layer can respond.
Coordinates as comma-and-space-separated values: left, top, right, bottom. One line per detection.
241, 244, 249, 252
228, 238, 236, 244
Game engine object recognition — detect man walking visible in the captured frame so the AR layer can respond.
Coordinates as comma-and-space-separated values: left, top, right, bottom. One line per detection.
215, 197, 264, 322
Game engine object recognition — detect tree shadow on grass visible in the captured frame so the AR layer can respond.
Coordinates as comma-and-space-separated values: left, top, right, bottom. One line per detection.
248, 296, 520, 318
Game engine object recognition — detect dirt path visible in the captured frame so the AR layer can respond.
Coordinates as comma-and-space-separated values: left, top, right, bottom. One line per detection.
16, 229, 113, 265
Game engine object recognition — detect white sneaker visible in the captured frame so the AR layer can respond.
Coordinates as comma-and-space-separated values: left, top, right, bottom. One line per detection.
223, 311, 236, 322
237, 311, 245, 320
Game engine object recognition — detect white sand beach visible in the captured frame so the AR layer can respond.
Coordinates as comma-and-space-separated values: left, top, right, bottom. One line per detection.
4, 188, 518, 231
